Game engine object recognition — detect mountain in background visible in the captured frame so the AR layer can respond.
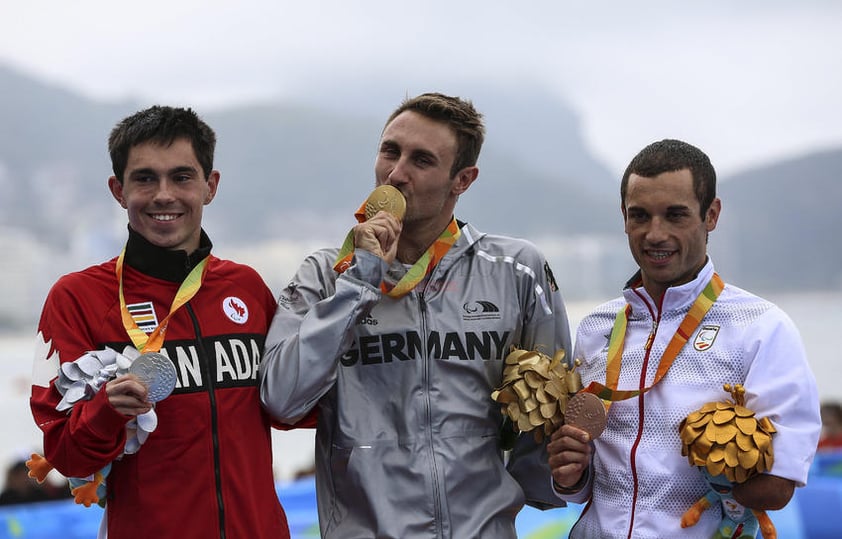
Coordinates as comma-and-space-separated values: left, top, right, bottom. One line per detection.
0, 64, 619, 247
713, 148, 842, 291
0, 62, 840, 328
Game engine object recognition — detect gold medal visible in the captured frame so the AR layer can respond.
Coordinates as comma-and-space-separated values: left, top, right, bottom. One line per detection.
363, 185, 406, 221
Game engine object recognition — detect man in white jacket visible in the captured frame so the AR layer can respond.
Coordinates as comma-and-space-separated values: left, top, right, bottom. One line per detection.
548, 139, 821, 538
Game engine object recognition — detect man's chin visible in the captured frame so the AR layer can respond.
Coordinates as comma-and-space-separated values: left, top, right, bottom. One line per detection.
146, 233, 186, 251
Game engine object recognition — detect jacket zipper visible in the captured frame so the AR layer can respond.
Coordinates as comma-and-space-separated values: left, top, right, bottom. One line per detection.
187, 303, 227, 539
418, 291, 444, 537
625, 292, 660, 539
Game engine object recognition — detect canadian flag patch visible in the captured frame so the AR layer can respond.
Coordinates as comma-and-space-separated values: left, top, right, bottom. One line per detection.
222, 296, 249, 324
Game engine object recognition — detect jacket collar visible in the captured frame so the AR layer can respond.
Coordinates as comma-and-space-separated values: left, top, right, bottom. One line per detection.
622, 258, 716, 315
123, 226, 213, 283
450, 219, 481, 254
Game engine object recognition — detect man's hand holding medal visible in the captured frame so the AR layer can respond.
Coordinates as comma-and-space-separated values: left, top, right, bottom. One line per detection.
353, 185, 406, 263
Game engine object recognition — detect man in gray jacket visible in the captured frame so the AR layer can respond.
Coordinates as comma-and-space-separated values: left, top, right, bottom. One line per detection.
260, 92, 572, 538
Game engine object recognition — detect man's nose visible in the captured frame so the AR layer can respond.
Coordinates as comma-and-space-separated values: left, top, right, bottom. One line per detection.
153, 178, 177, 201
645, 217, 669, 242
386, 159, 410, 186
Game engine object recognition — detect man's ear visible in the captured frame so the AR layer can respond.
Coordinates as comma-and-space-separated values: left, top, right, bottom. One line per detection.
204, 171, 221, 205
108, 176, 127, 208
706, 197, 721, 232
452, 166, 479, 195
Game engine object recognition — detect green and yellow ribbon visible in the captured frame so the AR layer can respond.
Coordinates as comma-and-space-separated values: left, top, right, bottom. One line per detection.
333, 202, 460, 298
117, 247, 209, 353
584, 273, 724, 408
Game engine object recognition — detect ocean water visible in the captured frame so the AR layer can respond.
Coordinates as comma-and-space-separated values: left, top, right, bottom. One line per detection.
2, 291, 840, 491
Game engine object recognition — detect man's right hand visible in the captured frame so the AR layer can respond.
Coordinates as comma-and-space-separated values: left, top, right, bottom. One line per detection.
105, 374, 152, 417
548, 423, 592, 490
353, 211, 402, 264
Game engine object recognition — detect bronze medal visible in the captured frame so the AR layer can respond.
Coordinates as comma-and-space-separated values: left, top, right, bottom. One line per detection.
565, 392, 607, 439
364, 185, 406, 221
129, 352, 177, 402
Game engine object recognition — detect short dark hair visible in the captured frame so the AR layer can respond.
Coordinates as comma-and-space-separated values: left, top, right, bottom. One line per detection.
108, 106, 216, 183
385, 92, 485, 177
621, 139, 716, 218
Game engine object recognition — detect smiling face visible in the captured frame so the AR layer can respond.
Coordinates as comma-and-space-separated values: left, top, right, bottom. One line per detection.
623, 168, 720, 301
374, 111, 477, 233
108, 138, 219, 253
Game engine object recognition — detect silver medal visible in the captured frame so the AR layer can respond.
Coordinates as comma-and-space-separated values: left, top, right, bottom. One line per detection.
129, 352, 177, 402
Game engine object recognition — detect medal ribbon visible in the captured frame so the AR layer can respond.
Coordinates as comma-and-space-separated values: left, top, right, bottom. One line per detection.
333, 202, 461, 298
583, 273, 724, 408
117, 247, 209, 353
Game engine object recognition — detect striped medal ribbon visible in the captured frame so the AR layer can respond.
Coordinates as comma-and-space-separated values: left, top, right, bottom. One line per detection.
117, 247, 209, 353
333, 203, 461, 299
583, 273, 724, 409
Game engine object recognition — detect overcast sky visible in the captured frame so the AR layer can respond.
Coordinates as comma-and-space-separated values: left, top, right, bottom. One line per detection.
2, 0, 840, 177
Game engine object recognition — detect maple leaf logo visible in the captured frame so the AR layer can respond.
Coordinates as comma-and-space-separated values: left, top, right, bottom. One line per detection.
31, 331, 60, 388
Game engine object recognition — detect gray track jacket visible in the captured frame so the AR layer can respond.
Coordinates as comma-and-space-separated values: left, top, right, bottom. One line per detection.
260, 222, 572, 538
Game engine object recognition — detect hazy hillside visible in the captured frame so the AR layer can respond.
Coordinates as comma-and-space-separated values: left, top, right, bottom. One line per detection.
199, 83, 623, 243
713, 149, 842, 292
0, 64, 619, 248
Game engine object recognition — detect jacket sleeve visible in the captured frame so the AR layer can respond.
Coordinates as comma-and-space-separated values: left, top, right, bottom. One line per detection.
241, 265, 319, 431
259, 249, 384, 424
505, 251, 573, 510
742, 304, 821, 487
30, 278, 130, 478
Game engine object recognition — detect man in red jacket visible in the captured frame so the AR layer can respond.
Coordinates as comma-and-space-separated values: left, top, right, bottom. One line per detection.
29, 105, 306, 538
